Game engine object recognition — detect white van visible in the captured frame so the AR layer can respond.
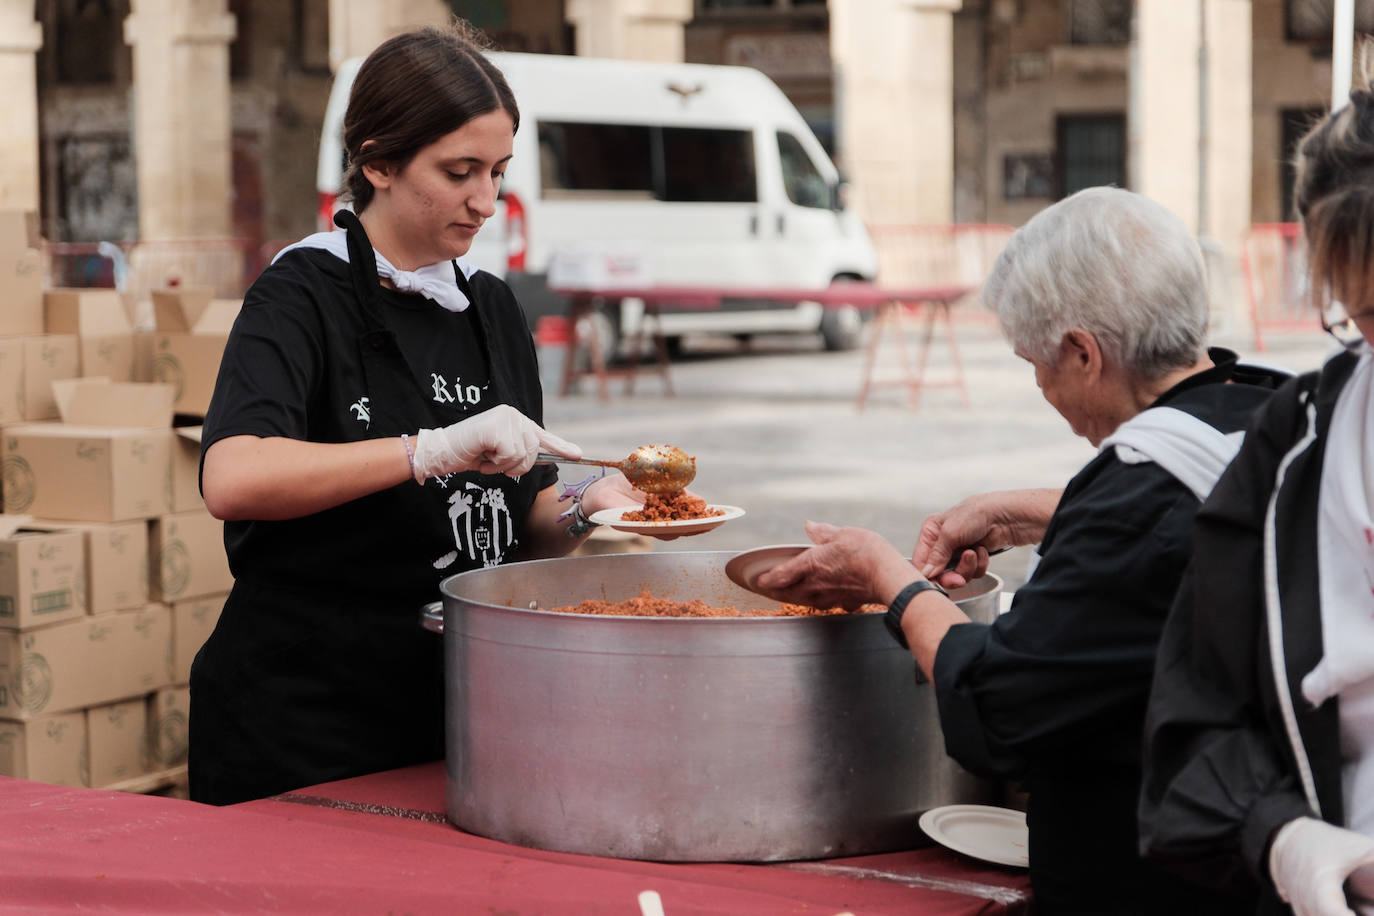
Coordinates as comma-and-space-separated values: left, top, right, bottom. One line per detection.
317, 52, 878, 351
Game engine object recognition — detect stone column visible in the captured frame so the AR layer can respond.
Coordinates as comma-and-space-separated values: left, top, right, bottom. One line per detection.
829, 0, 961, 227
1201, 0, 1251, 254
565, 0, 694, 62
124, 0, 236, 240
1130, 0, 1201, 233
327, 0, 448, 75
0, 1, 42, 212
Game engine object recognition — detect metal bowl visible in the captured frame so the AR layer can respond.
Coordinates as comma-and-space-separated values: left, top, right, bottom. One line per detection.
424, 550, 1002, 862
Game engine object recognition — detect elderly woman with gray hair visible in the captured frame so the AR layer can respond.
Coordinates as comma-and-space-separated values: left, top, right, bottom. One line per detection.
755, 186, 1285, 914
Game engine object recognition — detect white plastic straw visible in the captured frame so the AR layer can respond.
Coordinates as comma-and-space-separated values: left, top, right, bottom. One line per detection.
637, 890, 665, 916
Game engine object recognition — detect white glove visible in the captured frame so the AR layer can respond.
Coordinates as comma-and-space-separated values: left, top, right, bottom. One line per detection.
410, 404, 580, 482
1269, 816, 1374, 916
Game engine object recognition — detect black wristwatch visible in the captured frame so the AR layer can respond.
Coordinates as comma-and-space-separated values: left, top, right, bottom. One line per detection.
883, 579, 949, 649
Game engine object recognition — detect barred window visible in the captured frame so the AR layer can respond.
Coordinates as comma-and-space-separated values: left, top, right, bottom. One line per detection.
1287, 0, 1374, 40
1057, 114, 1127, 198
1069, 0, 1133, 45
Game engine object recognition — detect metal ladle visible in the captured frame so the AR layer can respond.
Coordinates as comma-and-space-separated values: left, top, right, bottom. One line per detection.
536, 443, 697, 493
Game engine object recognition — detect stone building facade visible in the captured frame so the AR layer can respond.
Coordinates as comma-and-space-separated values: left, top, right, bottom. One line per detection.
0, 1, 1352, 270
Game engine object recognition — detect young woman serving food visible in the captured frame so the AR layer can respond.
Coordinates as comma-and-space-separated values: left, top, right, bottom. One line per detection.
189, 22, 666, 805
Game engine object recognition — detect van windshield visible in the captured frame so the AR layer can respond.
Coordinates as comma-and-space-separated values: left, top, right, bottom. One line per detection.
537, 121, 756, 203
777, 131, 830, 209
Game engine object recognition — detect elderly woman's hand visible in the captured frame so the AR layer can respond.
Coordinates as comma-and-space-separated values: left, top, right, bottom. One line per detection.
753, 520, 916, 610
912, 489, 1059, 588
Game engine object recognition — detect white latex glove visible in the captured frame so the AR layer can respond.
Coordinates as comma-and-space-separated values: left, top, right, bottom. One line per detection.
410, 404, 581, 482
1269, 817, 1374, 916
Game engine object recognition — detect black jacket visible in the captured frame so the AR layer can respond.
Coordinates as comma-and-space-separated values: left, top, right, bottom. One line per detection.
933, 350, 1287, 914
1139, 349, 1360, 913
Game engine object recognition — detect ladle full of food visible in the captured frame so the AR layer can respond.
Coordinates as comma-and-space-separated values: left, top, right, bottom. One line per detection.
538, 444, 744, 535
537, 443, 697, 493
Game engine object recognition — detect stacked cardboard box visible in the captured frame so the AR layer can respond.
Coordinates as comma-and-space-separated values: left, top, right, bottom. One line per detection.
0, 241, 237, 790
149, 287, 238, 417
0, 213, 76, 426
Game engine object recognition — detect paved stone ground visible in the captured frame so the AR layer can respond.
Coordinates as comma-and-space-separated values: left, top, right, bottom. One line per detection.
542, 321, 1338, 592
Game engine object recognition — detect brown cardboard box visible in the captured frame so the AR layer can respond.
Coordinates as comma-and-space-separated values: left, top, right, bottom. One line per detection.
0, 515, 85, 630
170, 426, 203, 514
20, 335, 82, 420
147, 685, 189, 769
44, 289, 137, 382
1, 379, 174, 522
86, 697, 148, 786
151, 510, 231, 602
0, 712, 88, 787
0, 212, 44, 340
149, 288, 239, 417
171, 592, 224, 683
132, 328, 154, 382
0, 604, 173, 719
25, 519, 149, 615
0, 335, 81, 423
0, 211, 39, 254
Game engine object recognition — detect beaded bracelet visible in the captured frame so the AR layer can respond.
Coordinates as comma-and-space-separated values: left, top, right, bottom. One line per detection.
400, 433, 417, 481
557, 468, 606, 537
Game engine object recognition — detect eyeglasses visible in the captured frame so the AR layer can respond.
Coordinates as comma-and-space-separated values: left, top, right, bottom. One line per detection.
1320, 300, 1368, 350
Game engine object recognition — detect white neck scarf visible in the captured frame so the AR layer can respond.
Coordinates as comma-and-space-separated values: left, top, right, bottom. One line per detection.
1098, 405, 1246, 501
273, 229, 474, 312
1304, 345, 1374, 708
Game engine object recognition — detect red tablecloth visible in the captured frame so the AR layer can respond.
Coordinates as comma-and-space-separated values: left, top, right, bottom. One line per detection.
0, 763, 1031, 914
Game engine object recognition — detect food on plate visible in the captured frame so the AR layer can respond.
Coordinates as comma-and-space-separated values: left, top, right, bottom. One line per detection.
622, 489, 725, 522
547, 590, 885, 618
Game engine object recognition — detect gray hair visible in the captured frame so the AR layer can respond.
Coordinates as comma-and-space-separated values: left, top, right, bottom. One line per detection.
982, 187, 1209, 378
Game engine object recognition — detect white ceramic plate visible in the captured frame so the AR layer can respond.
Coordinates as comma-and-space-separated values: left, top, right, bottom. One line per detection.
723, 544, 810, 595
587, 504, 745, 536
917, 804, 1029, 869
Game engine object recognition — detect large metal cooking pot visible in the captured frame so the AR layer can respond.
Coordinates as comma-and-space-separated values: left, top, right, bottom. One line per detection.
421, 550, 1002, 862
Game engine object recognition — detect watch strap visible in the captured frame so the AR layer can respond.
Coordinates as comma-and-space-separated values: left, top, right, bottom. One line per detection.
883, 579, 949, 649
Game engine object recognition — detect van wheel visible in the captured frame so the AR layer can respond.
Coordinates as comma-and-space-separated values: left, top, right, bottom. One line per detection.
820, 305, 863, 351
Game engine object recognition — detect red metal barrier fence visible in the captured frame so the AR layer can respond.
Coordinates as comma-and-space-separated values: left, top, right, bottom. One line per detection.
1239, 222, 1313, 351
865, 223, 1015, 323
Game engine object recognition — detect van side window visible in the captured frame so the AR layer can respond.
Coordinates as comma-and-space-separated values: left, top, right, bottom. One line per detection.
537, 122, 654, 198
660, 127, 757, 203
777, 132, 830, 209
536, 121, 755, 204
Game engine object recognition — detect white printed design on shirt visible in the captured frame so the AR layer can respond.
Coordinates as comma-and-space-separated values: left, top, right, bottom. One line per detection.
349, 396, 371, 426
432, 482, 514, 570
430, 374, 487, 408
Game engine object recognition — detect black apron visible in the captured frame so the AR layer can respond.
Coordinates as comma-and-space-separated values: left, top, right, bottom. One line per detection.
189, 213, 474, 806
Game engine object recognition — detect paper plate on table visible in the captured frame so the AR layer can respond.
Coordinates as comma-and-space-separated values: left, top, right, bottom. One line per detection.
918, 804, 1029, 869
724, 544, 810, 595
587, 505, 744, 536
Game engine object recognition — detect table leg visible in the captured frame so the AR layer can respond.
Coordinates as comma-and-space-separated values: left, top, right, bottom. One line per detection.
559, 299, 584, 398
913, 304, 936, 409
939, 302, 971, 407
858, 299, 970, 410
855, 301, 893, 410
646, 304, 674, 396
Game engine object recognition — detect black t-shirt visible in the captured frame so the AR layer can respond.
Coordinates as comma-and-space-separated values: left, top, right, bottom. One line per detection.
201, 245, 557, 606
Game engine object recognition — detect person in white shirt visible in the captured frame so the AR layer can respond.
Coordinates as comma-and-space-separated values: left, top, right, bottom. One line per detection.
1139, 76, 1374, 916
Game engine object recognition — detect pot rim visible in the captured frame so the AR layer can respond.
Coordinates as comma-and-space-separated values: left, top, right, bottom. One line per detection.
436, 552, 1002, 623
